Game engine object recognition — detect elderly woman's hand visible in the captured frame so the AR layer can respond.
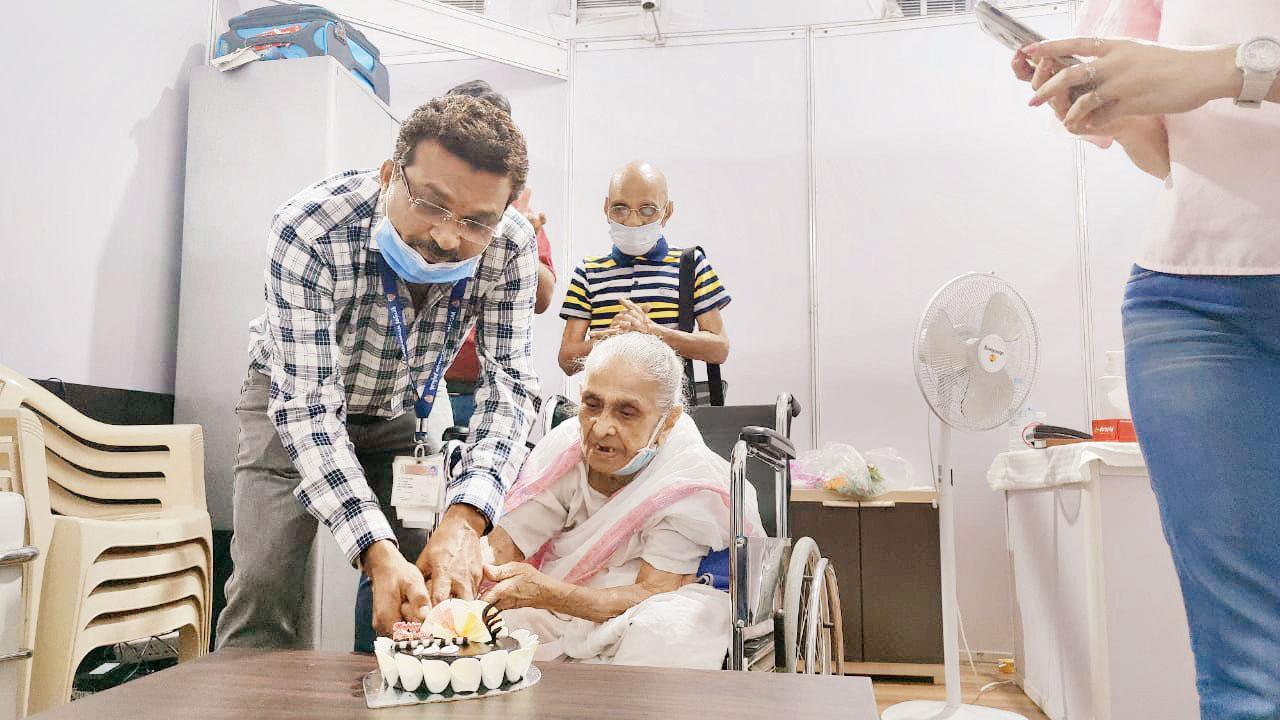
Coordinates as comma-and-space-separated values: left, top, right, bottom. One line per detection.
1026, 38, 1240, 133
481, 562, 561, 611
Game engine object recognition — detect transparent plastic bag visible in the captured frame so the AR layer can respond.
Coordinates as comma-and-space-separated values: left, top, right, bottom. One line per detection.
791, 443, 887, 498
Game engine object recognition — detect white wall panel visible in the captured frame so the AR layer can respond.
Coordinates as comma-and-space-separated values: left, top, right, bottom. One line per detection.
570, 37, 814, 448
1082, 143, 1166, 407
812, 11, 1086, 651
0, 0, 211, 393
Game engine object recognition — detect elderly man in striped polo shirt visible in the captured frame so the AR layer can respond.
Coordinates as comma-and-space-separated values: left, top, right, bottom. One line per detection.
558, 161, 731, 376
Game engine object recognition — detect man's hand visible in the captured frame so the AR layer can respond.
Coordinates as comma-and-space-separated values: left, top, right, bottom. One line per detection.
610, 299, 660, 336
415, 504, 487, 604
362, 540, 431, 636
480, 562, 561, 612
524, 211, 547, 234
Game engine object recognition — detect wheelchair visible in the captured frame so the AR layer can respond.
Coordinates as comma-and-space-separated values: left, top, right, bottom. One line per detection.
689, 394, 844, 675
440, 392, 844, 676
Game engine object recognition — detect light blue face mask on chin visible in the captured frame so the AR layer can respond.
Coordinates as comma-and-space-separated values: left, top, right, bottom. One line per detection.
375, 215, 480, 284
615, 412, 671, 476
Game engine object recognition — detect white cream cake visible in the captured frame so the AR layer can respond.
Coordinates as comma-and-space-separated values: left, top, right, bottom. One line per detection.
372, 599, 539, 696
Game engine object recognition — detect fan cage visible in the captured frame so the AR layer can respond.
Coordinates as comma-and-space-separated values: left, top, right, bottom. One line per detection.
914, 272, 1040, 431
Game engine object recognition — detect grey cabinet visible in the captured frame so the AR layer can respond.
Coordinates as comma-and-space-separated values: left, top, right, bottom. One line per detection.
790, 493, 943, 669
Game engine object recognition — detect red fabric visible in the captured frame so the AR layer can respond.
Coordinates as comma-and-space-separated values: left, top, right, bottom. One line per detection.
446, 226, 554, 383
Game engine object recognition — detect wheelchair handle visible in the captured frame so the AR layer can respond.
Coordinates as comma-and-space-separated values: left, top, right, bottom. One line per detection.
739, 426, 797, 464
441, 425, 469, 443
775, 393, 801, 445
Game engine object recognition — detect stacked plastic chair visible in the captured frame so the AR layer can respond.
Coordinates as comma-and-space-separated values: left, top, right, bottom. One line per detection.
1, 489, 38, 720
0, 366, 211, 714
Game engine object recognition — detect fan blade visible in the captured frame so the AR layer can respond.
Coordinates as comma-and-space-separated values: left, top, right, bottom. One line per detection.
980, 292, 1023, 343
961, 367, 1015, 423
924, 309, 969, 367
922, 309, 971, 416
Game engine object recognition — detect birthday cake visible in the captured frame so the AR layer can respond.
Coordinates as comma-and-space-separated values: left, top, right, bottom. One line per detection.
372, 599, 539, 696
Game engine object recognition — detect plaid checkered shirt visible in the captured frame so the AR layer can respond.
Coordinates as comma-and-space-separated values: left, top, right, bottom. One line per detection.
246, 169, 541, 564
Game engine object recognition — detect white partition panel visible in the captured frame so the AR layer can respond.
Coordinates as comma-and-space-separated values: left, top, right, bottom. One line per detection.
390, 60, 570, 397
812, 9, 1087, 651
1083, 142, 1166, 411
570, 38, 813, 448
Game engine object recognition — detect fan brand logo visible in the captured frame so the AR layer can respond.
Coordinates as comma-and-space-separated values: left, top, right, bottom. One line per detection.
978, 334, 1009, 373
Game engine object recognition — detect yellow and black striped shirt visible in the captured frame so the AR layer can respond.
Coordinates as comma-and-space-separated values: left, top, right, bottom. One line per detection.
559, 237, 731, 330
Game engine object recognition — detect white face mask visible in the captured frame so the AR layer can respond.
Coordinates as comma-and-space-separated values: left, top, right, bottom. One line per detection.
609, 218, 663, 257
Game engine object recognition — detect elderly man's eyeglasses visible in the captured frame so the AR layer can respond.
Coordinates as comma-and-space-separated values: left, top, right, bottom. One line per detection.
398, 164, 500, 250
608, 203, 665, 223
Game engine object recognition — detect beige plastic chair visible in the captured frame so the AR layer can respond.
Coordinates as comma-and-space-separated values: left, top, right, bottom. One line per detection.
78, 597, 204, 664
0, 368, 211, 714
0, 410, 53, 718
0, 366, 206, 515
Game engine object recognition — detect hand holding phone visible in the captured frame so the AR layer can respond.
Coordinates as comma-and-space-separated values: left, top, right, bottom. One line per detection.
977, 1, 1088, 105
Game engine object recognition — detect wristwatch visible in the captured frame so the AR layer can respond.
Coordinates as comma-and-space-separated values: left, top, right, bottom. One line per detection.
1235, 36, 1280, 108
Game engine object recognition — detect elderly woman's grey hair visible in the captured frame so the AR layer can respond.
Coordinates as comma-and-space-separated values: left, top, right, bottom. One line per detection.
581, 332, 685, 413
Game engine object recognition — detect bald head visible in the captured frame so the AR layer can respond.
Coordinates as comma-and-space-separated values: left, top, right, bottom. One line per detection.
608, 161, 669, 204
604, 160, 674, 228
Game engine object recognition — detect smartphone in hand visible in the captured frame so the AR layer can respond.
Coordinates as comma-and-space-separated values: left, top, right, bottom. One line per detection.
977, 1, 1088, 102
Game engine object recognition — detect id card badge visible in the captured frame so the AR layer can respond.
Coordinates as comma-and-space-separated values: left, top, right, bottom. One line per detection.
391, 454, 447, 530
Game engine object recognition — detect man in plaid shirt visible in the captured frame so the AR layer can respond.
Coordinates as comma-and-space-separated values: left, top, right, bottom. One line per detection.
217, 95, 540, 649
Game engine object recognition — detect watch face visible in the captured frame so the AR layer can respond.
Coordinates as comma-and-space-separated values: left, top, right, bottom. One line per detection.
1244, 38, 1280, 73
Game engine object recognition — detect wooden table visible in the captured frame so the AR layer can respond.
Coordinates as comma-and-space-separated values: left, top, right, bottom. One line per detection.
30, 649, 880, 720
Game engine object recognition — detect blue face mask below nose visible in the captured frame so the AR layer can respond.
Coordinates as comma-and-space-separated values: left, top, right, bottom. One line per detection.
615, 412, 670, 476
375, 215, 481, 285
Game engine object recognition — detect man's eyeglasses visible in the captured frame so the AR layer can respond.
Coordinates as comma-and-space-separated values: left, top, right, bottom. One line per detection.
398, 164, 500, 251
607, 203, 665, 223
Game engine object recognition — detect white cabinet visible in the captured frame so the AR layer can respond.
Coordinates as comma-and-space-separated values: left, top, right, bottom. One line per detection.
991, 444, 1199, 720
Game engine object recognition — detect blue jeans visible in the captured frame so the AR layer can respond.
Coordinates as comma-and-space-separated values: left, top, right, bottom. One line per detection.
449, 392, 476, 429
1123, 267, 1280, 720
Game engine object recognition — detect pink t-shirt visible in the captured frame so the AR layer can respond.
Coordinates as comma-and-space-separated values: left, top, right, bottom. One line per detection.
1082, 0, 1280, 275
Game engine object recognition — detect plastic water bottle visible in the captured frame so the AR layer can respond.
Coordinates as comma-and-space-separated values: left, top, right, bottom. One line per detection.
1007, 405, 1033, 452
1096, 351, 1131, 420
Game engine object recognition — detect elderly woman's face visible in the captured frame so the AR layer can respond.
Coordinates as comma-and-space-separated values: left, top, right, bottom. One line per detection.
579, 357, 671, 476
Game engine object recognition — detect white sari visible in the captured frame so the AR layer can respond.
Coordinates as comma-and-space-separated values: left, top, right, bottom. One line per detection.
495, 414, 763, 667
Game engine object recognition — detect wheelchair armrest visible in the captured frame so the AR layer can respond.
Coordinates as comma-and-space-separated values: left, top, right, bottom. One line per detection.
442, 425, 469, 443
739, 425, 797, 462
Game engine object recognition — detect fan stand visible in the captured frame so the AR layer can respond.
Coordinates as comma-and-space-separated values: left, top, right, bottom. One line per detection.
881, 423, 1027, 720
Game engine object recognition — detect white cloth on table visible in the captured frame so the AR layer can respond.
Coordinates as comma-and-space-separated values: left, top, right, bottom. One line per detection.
987, 442, 1145, 491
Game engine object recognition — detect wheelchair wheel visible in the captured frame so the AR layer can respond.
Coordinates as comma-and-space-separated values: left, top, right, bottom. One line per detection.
823, 560, 846, 675
802, 559, 845, 675
783, 536, 821, 672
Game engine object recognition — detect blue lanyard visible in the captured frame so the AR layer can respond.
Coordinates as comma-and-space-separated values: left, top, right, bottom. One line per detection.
378, 257, 468, 443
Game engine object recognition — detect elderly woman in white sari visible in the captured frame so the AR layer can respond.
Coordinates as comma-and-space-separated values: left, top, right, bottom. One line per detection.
481, 332, 762, 668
